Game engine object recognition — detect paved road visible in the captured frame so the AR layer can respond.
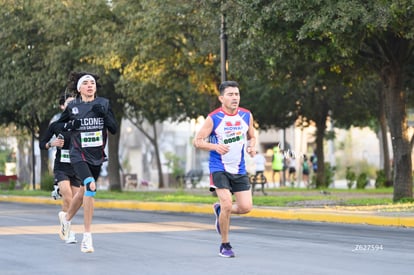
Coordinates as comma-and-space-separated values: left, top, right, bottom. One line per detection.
1, 201, 413, 275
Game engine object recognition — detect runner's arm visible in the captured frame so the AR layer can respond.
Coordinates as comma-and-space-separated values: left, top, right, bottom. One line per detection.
39, 123, 56, 150
104, 105, 118, 135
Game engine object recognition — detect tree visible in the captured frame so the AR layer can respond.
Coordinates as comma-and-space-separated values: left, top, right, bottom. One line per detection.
107, 0, 220, 188
0, 0, 76, 188
58, 0, 126, 190
272, 0, 414, 201
333, 75, 393, 187
220, 0, 358, 187
219, 0, 414, 199
0, 0, 125, 190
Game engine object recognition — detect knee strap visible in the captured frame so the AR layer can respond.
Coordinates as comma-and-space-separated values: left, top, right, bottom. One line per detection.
84, 177, 96, 197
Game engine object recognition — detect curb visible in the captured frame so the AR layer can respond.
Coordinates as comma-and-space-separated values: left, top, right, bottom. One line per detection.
1, 195, 413, 228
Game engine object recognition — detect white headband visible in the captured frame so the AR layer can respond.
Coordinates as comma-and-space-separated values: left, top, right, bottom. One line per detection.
77, 74, 95, 91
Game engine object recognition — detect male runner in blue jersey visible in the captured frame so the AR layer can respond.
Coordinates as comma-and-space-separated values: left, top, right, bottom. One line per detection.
194, 80, 256, 258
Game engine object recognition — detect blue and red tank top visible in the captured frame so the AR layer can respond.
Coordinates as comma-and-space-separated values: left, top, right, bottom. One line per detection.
208, 107, 251, 175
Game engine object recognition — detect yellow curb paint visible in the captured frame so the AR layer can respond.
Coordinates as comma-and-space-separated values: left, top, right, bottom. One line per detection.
0, 195, 61, 206
246, 208, 414, 227
333, 203, 414, 211
1, 195, 413, 228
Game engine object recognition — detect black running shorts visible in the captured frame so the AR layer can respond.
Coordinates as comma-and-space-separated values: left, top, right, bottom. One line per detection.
54, 170, 81, 187
72, 162, 102, 186
210, 171, 250, 193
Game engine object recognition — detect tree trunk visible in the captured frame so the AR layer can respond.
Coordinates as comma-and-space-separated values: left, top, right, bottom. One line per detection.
152, 123, 165, 188
31, 131, 36, 190
128, 119, 165, 189
314, 121, 326, 188
314, 105, 329, 188
378, 86, 392, 183
17, 139, 29, 186
383, 69, 413, 201
108, 120, 122, 191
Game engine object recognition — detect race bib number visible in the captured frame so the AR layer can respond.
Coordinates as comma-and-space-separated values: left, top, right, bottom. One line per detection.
60, 149, 70, 163
81, 131, 103, 148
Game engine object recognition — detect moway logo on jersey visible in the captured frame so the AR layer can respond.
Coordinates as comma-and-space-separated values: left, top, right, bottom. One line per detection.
224, 121, 242, 131
79, 117, 104, 130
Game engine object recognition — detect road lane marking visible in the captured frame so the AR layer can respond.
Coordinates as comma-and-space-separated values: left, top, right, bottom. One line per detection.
0, 222, 246, 235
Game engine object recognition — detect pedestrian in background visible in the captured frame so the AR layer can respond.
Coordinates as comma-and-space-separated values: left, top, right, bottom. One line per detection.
301, 154, 311, 188
272, 143, 284, 187
194, 80, 255, 258
310, 150, 318, 174
287, 151, 297, 187
253, 151, 266, 178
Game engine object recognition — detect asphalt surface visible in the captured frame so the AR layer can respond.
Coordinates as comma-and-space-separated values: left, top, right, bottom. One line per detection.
2, 202, 414, 275
0, 195, 413, 228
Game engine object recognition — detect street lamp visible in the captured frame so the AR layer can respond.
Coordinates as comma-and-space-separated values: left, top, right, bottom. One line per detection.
220, 11, 227, 82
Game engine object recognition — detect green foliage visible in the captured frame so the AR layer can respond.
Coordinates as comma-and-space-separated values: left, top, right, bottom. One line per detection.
356, 172, 369, 189
228, 0, 414, 200
336, 159, 377, 180
1, 0, 414, 200
112, 0, 216, 125
395, 197, 414, 204
324, 162, 336, 188
164, 152, 185, 178
375, 169, 388, 188
309, 174, 317, 189
343, 198, 393, 206
0, 188, 397, 207
0, 180, 15, 191
345, 167, 356, 189
0, 0, 76, 132
40, 174, 54, 191
0, 150, 9, 174
346, 167, 372, 189
309, 162, 335, 189
240, 79, 299, 130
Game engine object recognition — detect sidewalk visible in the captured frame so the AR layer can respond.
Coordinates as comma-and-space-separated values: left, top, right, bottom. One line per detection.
1, 195, 413, 228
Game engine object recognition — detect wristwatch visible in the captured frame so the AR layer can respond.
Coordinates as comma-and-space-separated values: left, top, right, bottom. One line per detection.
47, 141, 52, 148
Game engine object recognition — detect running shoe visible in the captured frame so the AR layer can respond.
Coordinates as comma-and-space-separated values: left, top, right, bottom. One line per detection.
219, 243, 235, 258
81, 233, 94, 253
51, 185, 61, 200
65, 231, 77, 244
213, 203, 221, 235
58, 211, 71, 241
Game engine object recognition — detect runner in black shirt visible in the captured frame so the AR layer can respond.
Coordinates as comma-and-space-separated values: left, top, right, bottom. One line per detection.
39, 93, 81, 244
55, 71, 117, 253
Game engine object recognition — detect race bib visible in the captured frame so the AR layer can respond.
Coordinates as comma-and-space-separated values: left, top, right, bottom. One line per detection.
81, 131, 103, 148
60, 149, 70, 163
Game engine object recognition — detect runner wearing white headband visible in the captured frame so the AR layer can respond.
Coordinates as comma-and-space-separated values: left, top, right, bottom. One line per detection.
55, 71, 117, 253
76, 74, 95, 92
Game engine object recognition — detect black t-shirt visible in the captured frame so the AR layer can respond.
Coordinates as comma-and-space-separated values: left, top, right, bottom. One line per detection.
55, 96, 117, 166
39, 113, 74, 173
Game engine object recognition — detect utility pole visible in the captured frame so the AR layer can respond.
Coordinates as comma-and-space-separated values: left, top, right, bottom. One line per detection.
220, 12, 228, 82
212, 6, 228, 198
